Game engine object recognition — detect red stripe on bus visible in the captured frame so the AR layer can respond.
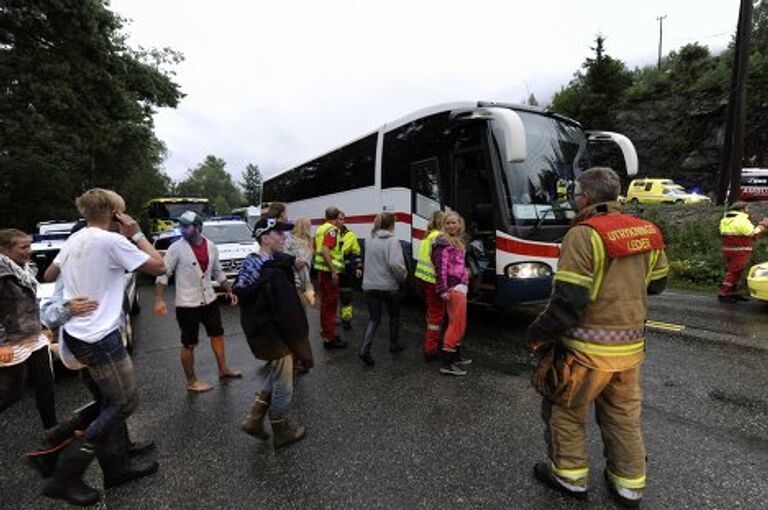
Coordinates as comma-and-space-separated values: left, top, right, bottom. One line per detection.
496, 236, 560, 258
412, 228, 426, 240
311, 212, 412, 226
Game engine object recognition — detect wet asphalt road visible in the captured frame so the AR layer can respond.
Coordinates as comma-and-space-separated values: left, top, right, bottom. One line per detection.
1, 284, 767, 510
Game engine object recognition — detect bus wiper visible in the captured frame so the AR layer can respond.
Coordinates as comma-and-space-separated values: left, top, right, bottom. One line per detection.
533, 204, 572, 234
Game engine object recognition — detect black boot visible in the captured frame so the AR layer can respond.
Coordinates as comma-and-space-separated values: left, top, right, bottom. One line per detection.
122, 423, 156, 458
27, 402, 99, 479
42, 436, 101, 506
439, 350, 467, 376
97, 422, 159, 490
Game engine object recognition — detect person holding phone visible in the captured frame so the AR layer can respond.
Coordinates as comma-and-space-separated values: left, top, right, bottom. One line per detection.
39, 188, 166, 506
154, 210, 241, 393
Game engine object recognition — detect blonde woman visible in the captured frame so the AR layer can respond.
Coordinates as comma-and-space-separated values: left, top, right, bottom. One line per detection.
431, 212, 470, 376
285, 217, 315, 306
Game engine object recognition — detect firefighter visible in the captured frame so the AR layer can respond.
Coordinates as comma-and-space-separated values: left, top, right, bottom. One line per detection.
314, 206, 347, 349
338, 214, 363, 331
526, 167, 669, 508
718, 202, 768, 303
414, 210, 445, 361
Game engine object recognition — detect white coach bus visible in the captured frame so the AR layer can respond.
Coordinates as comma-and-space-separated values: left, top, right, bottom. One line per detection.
263, 101, 638, 308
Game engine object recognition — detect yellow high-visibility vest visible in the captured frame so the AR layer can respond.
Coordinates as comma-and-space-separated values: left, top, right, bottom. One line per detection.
414, 230, 440, 284
314, 222, 344, 272
719, 211, 754, 236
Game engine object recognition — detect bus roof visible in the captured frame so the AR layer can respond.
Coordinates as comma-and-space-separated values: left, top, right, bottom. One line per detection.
266, 101, 582, 182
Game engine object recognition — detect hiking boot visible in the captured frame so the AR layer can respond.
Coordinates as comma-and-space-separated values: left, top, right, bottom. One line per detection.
241, 392, 270, 440
323, 337, 348, 350
533, 462, 588, 501
423, 351, 440, 363
389, 342, 405, 354
439, 351, 467, 376
718, 294, 738, 303
270, 415, 306, 449
604, 469, 643, 508
359, 353, 375, 366
43, 436, 101, 507
733, 294, 750, 302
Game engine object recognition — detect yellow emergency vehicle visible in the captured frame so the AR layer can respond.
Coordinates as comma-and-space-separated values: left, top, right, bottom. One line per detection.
747, 263, 768, 301
625, 179, 710, 205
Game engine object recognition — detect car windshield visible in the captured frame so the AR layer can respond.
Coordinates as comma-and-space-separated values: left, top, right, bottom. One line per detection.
500, 111, 589, 223
203, 223, 253, 244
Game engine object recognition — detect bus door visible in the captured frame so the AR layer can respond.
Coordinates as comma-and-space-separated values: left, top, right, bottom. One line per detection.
410, 157, 443, 261
450, 145, 497, 303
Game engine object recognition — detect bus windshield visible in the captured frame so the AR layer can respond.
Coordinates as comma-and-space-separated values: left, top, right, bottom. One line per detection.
501, 111, 590, 224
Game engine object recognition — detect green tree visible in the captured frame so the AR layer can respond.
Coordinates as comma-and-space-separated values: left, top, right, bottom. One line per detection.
0, 0, 183, 230
527, 93, 540, 107
240, 163, 263, 205
178, 156, 244, 214
550, 35, 632, 129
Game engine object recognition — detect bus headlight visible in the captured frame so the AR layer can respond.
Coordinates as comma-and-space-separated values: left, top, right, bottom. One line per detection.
505, 262, 552, 279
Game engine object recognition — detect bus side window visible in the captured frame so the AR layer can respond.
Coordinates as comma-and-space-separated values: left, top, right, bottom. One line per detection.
411, 157, 441, 219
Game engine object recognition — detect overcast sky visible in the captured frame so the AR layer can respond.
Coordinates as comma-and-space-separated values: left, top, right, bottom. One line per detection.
110, 0, 739, 183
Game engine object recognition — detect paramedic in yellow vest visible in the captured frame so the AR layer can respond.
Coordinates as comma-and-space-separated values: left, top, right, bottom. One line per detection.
414, 210, 445, 361
315, 206, 347, 349
338, 216, 363, 331
718, 202, 768, 303
526, 167, 669, 508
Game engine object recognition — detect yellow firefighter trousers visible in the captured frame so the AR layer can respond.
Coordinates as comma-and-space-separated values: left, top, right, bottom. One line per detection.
541, 363, 646, 490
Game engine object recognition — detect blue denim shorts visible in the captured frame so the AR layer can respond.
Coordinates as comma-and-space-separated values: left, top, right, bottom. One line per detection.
64, 329, 127, 367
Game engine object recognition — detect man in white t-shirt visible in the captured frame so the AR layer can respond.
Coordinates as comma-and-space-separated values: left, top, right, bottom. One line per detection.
40, 189, 165, 507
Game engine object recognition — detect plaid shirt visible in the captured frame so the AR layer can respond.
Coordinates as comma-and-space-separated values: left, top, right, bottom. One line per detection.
233, 253, 273, 293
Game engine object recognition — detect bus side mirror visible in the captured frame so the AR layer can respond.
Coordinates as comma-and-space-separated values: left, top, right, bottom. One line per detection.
487, 108, 527, 163
587, 131, 639, 176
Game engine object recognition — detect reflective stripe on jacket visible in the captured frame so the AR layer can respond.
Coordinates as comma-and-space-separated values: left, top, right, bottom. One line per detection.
414, 230, 440, 284
314, 222, 343, 272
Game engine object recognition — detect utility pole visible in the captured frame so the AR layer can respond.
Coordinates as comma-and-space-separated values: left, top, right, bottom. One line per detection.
716, 0, 753, 205
656, 15, 667, 69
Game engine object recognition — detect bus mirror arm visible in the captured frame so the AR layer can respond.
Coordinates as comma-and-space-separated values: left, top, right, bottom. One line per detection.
487, 108, 527, 163
587, 131, 639, 176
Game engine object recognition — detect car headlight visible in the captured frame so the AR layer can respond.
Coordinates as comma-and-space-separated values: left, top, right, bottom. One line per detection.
751, 266, 768, 279
505, 262, 552, 279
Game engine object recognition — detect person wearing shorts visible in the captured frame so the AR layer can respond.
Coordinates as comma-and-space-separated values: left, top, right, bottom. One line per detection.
154, 211, 241, 392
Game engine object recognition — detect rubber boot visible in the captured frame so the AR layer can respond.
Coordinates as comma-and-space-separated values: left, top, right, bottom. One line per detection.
42, 436, 101, 507
455, 345, 472, 367
439, 350, 467, 376
122, 423, 156, 458
241, 392, 270, 440
27, 402, 99, 478
269, 414, 306, 449
97, 422, 159, 490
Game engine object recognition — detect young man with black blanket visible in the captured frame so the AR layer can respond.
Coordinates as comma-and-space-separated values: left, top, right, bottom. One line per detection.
234, 216, 314, 449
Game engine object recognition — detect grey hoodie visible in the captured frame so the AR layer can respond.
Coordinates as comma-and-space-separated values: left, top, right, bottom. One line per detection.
362, 230, 407, 292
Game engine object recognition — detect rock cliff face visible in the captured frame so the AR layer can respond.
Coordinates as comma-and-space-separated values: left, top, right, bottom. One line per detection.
613, 95, 727, 194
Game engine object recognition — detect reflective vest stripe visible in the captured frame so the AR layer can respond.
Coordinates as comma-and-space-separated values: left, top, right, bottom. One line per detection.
314, 223, 343, 272
562, 337, 645, 356
645, 249, 661, 284
649, 266, 669, 281
415, 230, 440, 284
589, 230, 606, 301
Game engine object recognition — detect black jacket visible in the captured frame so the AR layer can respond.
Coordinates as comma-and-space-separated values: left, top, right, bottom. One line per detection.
235, 253, 313, 364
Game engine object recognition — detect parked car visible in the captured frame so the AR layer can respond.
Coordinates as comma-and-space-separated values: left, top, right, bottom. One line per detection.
201, 217, 259, 286
31, 229, 139, 357
626, 178, 710, 205
747, 262, 768, 301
